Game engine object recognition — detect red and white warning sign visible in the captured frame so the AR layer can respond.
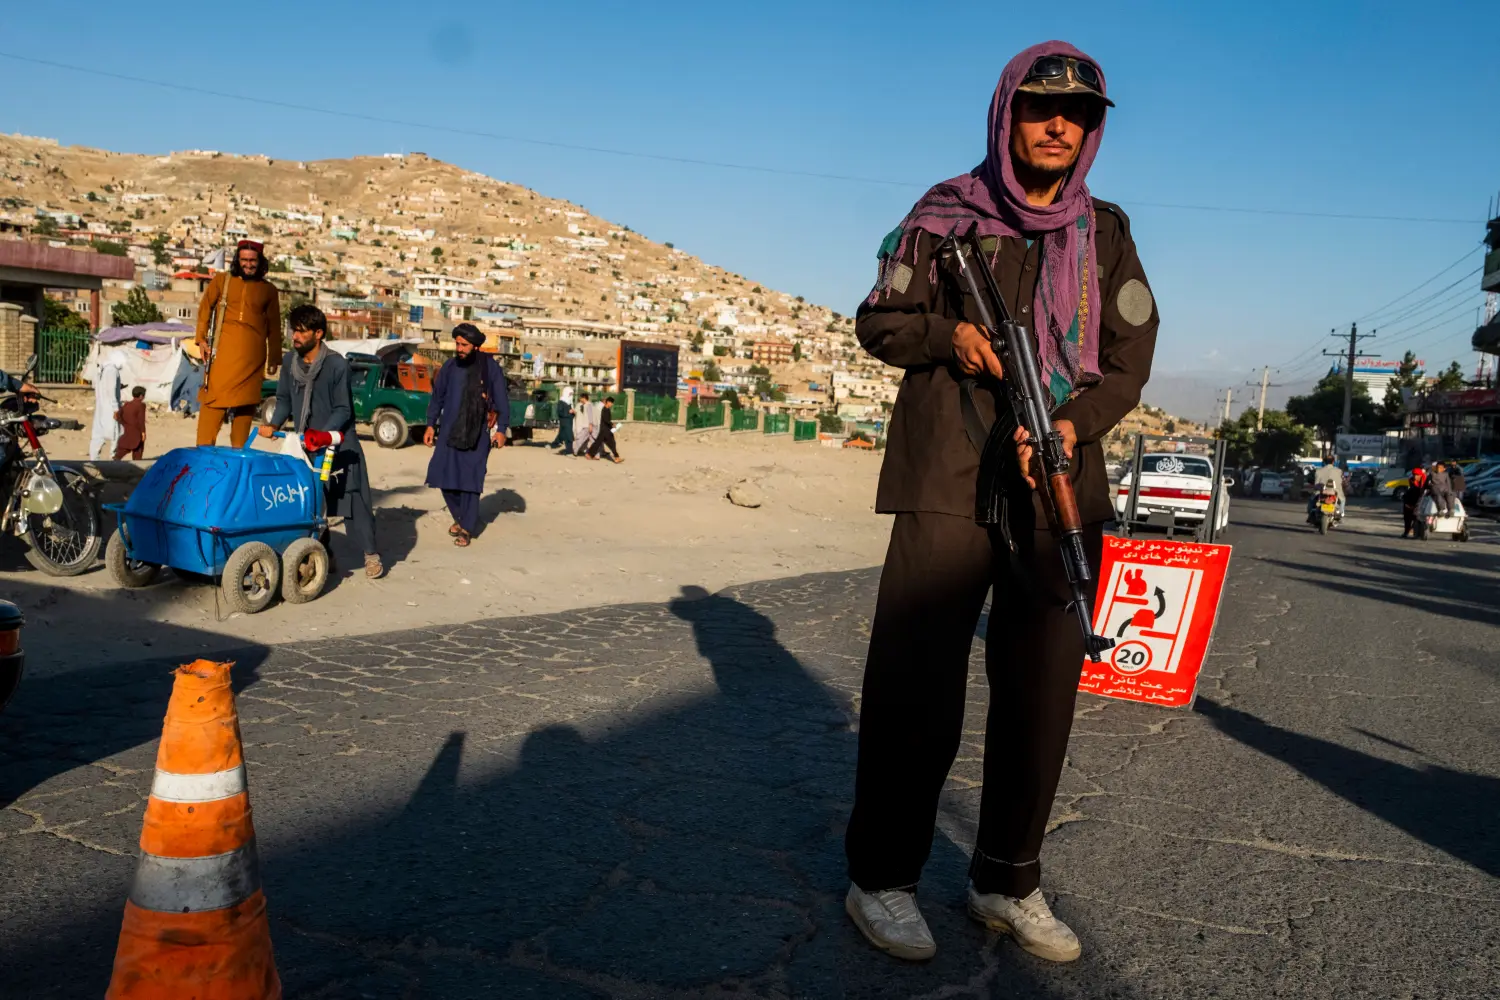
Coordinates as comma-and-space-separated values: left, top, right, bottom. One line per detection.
1079, 536, 1232, 708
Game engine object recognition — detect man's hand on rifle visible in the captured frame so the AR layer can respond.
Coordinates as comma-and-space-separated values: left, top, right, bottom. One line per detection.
1013, 419, 1077, 489
952, 323, 1004, 380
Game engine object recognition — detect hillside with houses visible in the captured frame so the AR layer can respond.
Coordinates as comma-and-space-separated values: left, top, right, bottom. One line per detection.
0, 132, 1203, 437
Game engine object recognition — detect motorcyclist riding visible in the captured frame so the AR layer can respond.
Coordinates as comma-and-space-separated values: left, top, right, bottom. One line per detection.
1308, 460, 1345, 520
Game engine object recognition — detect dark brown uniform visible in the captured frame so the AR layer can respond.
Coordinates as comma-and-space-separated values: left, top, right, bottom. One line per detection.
845, 199, 1159, 898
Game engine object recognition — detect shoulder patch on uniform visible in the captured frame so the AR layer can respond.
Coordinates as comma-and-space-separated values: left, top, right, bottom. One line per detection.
877, 225, 903, 260
1116, 278, 1153, 326
890, 262, 914, 295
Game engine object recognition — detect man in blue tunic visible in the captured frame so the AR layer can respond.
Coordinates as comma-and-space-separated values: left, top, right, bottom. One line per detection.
423, 323, 509, 546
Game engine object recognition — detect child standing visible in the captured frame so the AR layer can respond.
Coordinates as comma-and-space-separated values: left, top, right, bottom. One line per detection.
114, 386, 148, 460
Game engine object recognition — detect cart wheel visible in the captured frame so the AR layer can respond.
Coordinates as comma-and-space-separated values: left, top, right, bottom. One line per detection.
1459, 527, 1471, 542
281, 537, 329, 604
105, 530, 160, 588
221, 541, 280, 614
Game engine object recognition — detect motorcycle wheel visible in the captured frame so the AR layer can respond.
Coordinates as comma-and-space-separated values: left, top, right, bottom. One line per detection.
1318, 513, 1330, 535
22, 469, 104, 577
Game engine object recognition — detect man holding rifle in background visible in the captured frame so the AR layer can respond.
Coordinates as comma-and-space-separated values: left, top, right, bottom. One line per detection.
195, 239, 281, 447
845, 41, 1158, 964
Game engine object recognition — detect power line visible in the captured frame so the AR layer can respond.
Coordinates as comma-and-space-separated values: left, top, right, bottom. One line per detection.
0, 49, 1485, 226
1354, 245, 1483, 322
1363, 265, 1483, 329
1380, 293, 1481, 340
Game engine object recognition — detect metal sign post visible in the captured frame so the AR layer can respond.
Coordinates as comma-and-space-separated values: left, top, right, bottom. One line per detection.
1116, 432, 1228, 544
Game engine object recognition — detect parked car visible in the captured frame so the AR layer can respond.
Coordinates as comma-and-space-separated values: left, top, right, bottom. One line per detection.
260, 347, 431, 449
1115, 453, 1232, 532
1256, 471, 1288, 498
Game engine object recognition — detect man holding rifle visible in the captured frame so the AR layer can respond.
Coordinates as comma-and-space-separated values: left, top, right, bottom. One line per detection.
195, 240, 281, 447
845, 41, 1158, 963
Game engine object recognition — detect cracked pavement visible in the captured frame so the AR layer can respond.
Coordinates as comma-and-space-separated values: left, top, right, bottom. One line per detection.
2, 497, 1497, 997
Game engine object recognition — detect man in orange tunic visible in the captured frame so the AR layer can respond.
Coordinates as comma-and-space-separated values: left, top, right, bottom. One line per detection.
195, 240, 281, 447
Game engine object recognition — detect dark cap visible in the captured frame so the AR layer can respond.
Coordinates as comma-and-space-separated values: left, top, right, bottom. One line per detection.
1016, 55, 1114, 108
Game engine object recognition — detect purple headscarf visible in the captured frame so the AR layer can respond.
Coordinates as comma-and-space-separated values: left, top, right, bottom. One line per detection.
885, 40, 1109, 405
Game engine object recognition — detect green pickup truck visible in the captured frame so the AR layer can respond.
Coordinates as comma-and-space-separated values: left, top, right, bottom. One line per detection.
259, 347, 430, 449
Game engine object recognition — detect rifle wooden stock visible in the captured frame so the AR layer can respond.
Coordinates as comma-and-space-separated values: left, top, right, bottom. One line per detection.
1048, 473, 1083, 533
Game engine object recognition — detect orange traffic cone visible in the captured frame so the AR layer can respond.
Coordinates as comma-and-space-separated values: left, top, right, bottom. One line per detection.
106, 659, 281, 999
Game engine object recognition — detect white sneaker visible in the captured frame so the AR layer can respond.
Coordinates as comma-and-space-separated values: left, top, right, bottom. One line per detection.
845, 883, 937, 961
967, 886, 1081, 962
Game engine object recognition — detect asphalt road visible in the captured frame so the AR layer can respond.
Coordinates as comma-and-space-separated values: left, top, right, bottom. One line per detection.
1, 497, 1496, 998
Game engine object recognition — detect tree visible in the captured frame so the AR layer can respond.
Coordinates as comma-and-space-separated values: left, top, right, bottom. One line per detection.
94, 241, 128, 257
1215, 416, 1256, 467
713, 345, 730, 357
149, 233, 171, 267
1285, 371, 1380, 442
111, 286, 165, 326
720, 387, 741, 410
1252, 410, 1314, 468
748, 363, 770, 377
466, 257, 478, 267
818, 411, 845, 433
1382, 350, 1424, 421
43, 296, 91, 333
1433, 360, 1467, 391
690, 330, 705, 350
431, 247, 443, 260
33, 215, 60, 237
792, 342, 802, 362
703, 360, 722, 381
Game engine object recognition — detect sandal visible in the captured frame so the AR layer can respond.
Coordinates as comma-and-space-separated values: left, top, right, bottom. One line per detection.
448, 523, 462, 536
454, 530, 471, 547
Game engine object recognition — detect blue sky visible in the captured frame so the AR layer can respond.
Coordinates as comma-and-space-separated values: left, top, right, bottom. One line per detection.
5, 0, 1499, 405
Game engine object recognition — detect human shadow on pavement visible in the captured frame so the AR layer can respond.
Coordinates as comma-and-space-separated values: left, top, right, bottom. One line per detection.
5, 577, 1124, 998
1197, 697, 1499, 878
1262, 545, 1500, 628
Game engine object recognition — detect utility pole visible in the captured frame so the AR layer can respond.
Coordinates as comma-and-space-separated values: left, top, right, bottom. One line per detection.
1220, 387, 1233, 426
1245, 366, 1286, 431
1322, 323, 1378, 468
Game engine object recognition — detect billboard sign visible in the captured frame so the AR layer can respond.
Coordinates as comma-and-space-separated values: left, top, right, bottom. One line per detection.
1334, 434, 1387, 456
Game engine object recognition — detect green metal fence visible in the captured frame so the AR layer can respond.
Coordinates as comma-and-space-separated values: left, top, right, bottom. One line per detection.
730, 408, 759, 432
686, 400, 725, 431
793, 419, 818, 442
633, 393, 679, 423
762, 412, 791, 435
36, 328, 94, 384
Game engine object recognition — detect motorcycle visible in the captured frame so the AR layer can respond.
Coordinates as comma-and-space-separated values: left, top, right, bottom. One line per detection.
1308, 485, 1342, 535
0, 354, 103, 576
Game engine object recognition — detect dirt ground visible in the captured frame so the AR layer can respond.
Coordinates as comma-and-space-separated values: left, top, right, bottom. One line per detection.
5, 405, 890, 676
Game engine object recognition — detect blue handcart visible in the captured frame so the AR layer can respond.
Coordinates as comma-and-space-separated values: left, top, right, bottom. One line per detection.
103, 436, 330, 613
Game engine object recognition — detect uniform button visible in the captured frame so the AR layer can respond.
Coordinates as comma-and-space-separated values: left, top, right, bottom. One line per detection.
1024, 264, 1033, 271
1021, 305, 1029, 313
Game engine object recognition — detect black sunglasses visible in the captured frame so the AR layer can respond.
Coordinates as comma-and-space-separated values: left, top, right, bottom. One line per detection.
1026, 56, 1101, 90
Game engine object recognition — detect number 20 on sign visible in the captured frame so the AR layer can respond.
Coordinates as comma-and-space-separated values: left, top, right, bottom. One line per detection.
1078, 536, 1233, 708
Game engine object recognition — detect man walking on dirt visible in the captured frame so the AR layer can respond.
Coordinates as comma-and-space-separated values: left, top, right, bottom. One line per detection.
844, 41, 1158, 964
196, 240, 281, 448
423, 324, 509, 546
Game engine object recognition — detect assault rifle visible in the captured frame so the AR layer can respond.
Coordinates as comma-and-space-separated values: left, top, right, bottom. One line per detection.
941, 229, 1114, 662
199, 247, 232, 394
